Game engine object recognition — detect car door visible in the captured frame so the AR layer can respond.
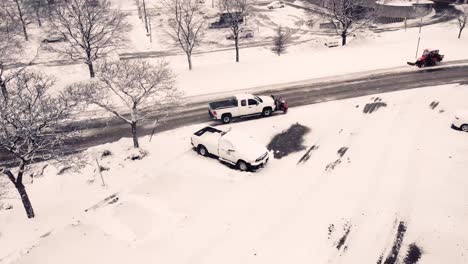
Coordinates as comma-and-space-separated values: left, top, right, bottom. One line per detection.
247, 98, 261, 114
238, 99, 250, 116
201, 130, 221, 154
218, 138, 237, 163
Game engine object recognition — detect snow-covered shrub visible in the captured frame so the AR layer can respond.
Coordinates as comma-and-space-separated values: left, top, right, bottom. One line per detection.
126, 148, 148, 161
101, 149, 112, 158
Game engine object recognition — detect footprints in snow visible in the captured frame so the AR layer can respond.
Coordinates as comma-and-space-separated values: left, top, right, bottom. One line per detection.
429, 101, 445, 113
377, 220, 423, 264
297, 145, 319, 164
328, 220, 352, 254
326, 220, 423, 264
429, 101, 439, 109
297, 144, 350, 173
363, 97, 387, 114
325, 147, 350, 172
403, 243, 423, 264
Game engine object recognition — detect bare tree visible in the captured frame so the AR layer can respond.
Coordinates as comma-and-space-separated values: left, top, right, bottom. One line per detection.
0, 8, 23, 100
0, 70, 79, 218
1, 0, 31, 41
321, 0, 373, 46
165, 0, 205, 70
68, 60, 181, 148
25, 0, 47, 27
48, 0, 130, 78
457, 5, 468, 39
271, 25, 291, 56
219, 0, 249, 62
135, 0, 143, 19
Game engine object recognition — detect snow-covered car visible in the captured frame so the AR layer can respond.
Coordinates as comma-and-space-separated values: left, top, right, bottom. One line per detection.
191, 126, 269, 171
452, 110, 468, 132
267, 1, 285, 9
208, 93, 284, 124
42, 33, 66, 43
226, 29, 254, 40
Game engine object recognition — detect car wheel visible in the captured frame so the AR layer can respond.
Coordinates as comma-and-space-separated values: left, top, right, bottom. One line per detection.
461, 124, 468, 132
262, 108, 272, 117
197, 145, 209, 156
222, 114, 232, 124
237, 160, 249, 171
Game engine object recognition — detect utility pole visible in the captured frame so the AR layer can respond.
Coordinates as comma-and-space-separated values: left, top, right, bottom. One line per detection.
148, 16, 152, 43
415, 16, 422, 59
143, 0, 149, 34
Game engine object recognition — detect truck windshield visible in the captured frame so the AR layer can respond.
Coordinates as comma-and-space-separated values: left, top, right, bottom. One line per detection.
254, 96, 263, 103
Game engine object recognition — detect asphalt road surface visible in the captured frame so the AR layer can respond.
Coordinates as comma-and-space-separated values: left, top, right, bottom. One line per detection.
1, 65, 468, 165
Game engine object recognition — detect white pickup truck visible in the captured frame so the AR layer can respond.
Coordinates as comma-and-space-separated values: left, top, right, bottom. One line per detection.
208, 94, 279, 124
191, 126, 269, 171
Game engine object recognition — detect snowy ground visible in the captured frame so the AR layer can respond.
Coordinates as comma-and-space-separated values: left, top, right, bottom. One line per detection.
1, 83, 467, 264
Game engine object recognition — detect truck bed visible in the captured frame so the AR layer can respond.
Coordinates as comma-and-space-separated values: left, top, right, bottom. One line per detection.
209, 97, 238, 110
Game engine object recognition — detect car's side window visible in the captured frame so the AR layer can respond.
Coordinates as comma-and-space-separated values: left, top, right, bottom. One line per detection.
241, 100, 247, 106
248, 99, 257, 106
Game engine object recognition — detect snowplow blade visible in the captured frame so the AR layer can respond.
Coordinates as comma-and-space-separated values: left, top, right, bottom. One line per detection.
407, 62, 416, 66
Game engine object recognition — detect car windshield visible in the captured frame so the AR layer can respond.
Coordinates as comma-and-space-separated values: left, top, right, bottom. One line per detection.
254, 96, 263, 103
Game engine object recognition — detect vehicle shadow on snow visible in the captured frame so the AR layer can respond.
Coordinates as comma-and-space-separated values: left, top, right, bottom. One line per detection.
209, 112, 287, 127
267, 123, 310, 159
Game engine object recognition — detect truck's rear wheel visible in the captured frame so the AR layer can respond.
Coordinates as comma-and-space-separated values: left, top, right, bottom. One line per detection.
222, 114, 232, 124
237, 160, 249, 171
461, 124, 468, 132
262, 107, 272, 117
197, 145, 209, 156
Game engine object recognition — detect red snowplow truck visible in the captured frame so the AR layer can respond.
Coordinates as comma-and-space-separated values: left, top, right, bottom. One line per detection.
407, 49, 444, 68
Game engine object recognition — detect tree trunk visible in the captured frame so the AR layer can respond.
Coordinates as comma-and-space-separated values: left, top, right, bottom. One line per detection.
187, 53, 192, 70
341, 32, 347, 46
35, 6, 42, 27
235, 37, 240, 62
15, 183, 35, 218
87, 62, 95, 78
15, 0, 29, 41
4, 164, 35, 219
86, 49, 95, 78
131, 122, 139, 148
143, 0, 149, 33
459, 27, 464, 39
0, 78, 7, 101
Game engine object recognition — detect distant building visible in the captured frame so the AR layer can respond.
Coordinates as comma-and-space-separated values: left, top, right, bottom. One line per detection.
372, 0, 434, 23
